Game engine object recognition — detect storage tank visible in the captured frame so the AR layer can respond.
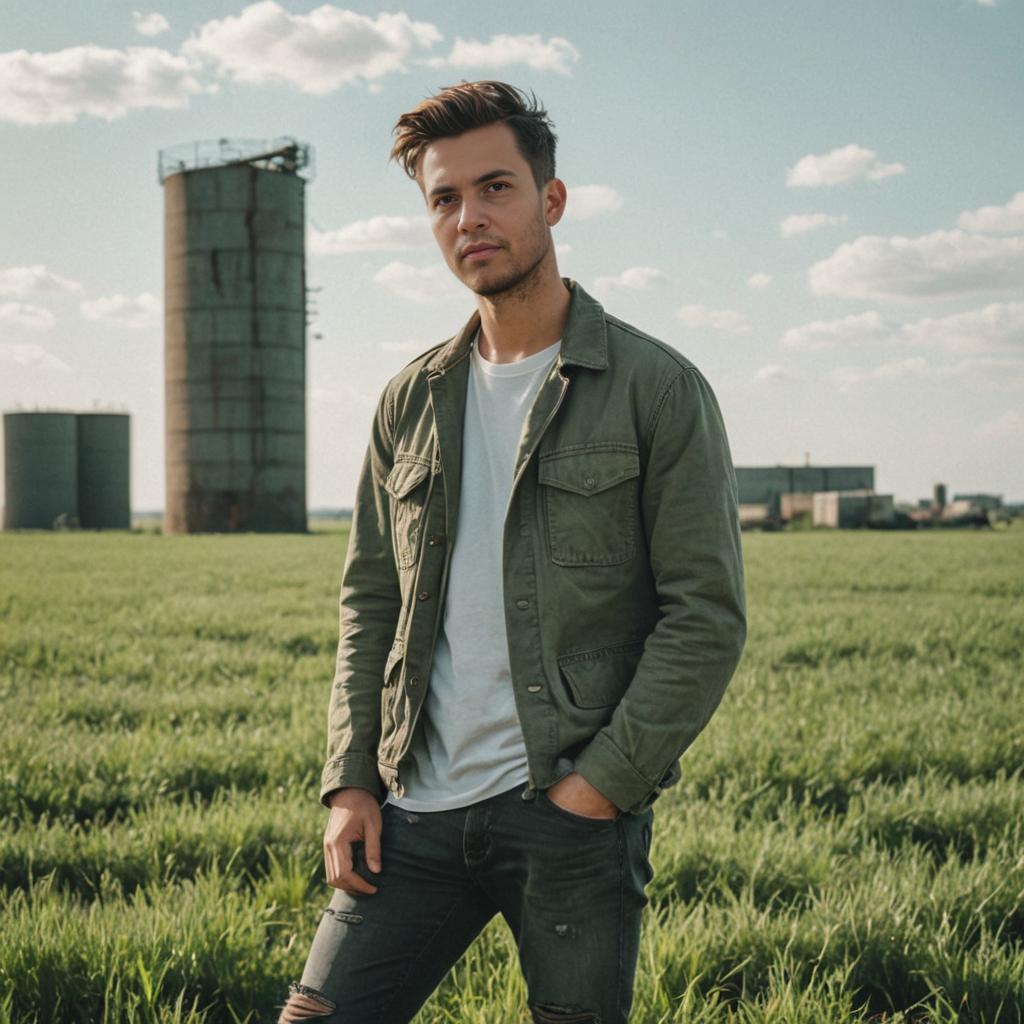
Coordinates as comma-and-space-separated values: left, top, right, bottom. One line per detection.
3, 411, 79, 529
159, 138, 311, 533
77, 413, 131, 529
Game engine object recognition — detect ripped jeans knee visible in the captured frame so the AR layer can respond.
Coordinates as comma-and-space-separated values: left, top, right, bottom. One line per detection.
530, 1002, 601, 1023
278, 982, 338, 1023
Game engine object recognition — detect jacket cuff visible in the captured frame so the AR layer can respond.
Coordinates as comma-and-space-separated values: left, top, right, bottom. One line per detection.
319, 753, 385, 807
573, 732, 665, 815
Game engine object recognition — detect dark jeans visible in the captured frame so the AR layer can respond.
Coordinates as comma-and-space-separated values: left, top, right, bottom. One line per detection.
288, 785, 654, 1023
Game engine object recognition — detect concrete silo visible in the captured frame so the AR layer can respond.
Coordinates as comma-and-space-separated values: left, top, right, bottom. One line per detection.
3, 412, 79, 529
159, 138, 310, 533
77, 413, 131, 529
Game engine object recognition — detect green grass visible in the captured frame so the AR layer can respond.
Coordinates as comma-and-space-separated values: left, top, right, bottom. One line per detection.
1, 529, 1022, 1022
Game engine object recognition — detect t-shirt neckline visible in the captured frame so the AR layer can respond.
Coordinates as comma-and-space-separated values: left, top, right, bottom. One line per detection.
471, 334, 561, 379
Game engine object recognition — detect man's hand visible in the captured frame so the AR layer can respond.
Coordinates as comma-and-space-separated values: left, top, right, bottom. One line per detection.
546, 772, 619, 821
323, 787, 383, 894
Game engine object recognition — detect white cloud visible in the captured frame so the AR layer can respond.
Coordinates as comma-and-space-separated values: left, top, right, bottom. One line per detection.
933, 356, 1024, 379
808, 229, 1024, 300
133, 11, 170, 37
786, 144, 905, 188
782, 311, 893, 350
711, 228, 729, 241
80, 292, 160, 329
747, 272, 773, 290
833, 357, 928, 390
555, 243, 573, 256
564, 185, 622, 221
978, 411, 1022, 439
373, 262, 459, 303
0, 342, 70, 372
0, 45, 201, 125
594, 267, 670, 294
0, 265, 82, 297
183, 2, 441, 94
677, 304, 750, 333
427, 34, 579, 76
976, 0, 997, 7
755, 364, 790, 382
779, 212, 849, 238
782, 302, 1024, 355
901, 301, 1024, 354
0, 302, 55, 331
957, 192, 1024, 235
309, 216, 431, 254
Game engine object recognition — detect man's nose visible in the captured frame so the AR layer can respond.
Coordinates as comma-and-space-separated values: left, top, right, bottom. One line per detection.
457, 196, 488, 233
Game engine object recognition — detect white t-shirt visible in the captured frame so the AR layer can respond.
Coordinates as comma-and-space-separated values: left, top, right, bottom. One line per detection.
392, 335, 561, 811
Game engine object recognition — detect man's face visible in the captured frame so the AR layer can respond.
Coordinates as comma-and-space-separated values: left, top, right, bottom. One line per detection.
418, 122, 564, 298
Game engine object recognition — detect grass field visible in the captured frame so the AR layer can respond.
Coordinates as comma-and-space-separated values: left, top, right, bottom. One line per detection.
1, 527, 1022, 1023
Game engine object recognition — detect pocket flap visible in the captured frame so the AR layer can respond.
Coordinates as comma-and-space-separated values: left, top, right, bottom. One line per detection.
384, 459, 430, 500
557, 640, 644, 708
538, 449, 640, 497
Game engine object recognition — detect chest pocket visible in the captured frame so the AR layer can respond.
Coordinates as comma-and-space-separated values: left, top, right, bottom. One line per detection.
384, 456, 431, 570
538, 445, 640, 567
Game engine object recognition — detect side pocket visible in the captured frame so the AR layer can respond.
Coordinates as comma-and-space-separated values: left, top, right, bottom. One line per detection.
382, 638, 405, 688
557, 639, 645, 709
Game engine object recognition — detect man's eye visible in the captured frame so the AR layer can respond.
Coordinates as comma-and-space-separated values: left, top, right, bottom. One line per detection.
434, 195, 457, 208
486, 182, 509, 194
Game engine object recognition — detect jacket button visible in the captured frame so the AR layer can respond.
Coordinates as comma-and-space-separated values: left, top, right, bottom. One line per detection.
584, 476, 596, 489
428, 534, 445, 546
519, 525, 529, 537
515, 599, 530, 610
409, 675, 419, 687
527, 684, 543, 693
418, 590, 429, 601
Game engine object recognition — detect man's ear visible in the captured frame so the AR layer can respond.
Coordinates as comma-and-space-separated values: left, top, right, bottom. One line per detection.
544, 178, 568, 227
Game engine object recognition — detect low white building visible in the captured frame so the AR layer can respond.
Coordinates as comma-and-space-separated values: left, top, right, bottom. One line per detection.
812, 490, 895, 529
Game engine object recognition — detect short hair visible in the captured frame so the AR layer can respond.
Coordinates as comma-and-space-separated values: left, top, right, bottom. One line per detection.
391, 81, 557, 188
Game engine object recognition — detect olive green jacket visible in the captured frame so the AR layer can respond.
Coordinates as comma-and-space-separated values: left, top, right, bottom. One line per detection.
319, 281, 746, 814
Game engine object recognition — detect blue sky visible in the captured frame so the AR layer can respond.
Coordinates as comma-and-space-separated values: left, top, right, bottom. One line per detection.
1, 0, 1022, 510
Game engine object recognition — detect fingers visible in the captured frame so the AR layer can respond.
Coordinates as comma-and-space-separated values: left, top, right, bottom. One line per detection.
363, 816, 382, 874
322, 799, 383, 894
324, 836, 379, 895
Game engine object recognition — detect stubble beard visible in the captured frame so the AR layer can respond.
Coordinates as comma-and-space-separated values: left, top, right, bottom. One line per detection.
462, 224, 553, 303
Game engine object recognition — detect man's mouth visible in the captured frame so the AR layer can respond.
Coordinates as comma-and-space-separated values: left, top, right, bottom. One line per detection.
461, 243, 502, 262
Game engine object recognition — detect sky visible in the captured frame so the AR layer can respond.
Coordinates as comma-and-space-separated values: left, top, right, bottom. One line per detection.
1, 0, 1022, 512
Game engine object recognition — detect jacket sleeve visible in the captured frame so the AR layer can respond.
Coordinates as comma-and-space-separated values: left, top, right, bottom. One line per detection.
573, 367, 747, 813
318, 388, 401, 805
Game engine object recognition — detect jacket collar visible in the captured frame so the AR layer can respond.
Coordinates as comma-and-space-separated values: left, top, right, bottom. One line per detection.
422, 279, 609, 376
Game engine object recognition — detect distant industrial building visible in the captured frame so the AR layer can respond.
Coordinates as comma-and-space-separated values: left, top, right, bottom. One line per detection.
3, 411, 130, 530
159, 138, 311, 533
736, 464, 875, 522
812, 490, 895, 529
953, 493, 1003, 512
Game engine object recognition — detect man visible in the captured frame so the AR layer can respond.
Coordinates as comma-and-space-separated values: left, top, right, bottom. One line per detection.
280, 81, 745, 1024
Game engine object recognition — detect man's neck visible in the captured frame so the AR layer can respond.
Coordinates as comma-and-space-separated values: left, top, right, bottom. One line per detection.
475, 267, 571, 365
